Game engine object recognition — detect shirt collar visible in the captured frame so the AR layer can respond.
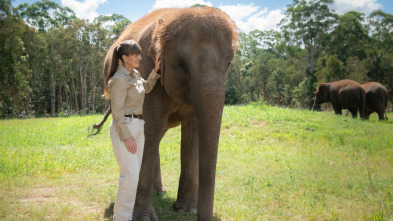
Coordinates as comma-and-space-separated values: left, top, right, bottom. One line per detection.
118, 65, 136, 77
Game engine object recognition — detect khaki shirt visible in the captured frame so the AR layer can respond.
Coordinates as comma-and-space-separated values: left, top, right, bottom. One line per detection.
108, 65, 160, 141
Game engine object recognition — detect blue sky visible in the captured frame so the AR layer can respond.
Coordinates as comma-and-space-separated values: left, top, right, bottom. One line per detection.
12, 0, 393, 33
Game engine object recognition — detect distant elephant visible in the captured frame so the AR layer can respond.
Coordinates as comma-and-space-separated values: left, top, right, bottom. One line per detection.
94, 7, 238, 221
313, 79, 366, 119
362, 82, 389, 120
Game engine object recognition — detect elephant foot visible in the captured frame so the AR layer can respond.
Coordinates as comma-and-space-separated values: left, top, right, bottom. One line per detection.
153, 185, 167, 196
137, 215, 158, 221
173, 201, 198, 214
133, 203, 158, 221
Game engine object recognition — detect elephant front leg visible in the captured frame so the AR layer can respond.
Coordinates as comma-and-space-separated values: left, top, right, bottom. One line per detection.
153, 148, 167, 195
173, 116, 199, 214
332, 104, 342, 115
133, 117, 166, 221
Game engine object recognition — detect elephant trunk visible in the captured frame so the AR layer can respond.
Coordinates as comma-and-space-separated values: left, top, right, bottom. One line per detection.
312, 96, 319, 111
190, 71, 226, 221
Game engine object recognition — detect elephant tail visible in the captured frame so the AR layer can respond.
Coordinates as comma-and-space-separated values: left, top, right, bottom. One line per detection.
88, 105, 112, 136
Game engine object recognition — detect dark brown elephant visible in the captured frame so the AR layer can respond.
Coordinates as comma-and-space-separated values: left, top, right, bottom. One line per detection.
101, 7, 238, 221
362, 82, 389, 120
313, 79, 366, 119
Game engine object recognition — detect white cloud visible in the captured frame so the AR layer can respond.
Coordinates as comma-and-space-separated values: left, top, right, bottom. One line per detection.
61, 0, 107, 21
150, 1, 285, 33
152, 0, 213, 9
332, 0, 382, 14
219, 4, 285, 33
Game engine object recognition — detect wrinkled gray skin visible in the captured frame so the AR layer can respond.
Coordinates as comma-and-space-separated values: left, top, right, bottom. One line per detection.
104, 8, 237, 221
362, 82, 389, 120
313, 79, 366, 119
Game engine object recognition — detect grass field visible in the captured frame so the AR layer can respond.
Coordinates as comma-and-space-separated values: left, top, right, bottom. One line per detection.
1, 104, 393, 220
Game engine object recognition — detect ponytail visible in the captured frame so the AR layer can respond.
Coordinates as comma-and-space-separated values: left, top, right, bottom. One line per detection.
103, 40, 142, 99
104, 46, 120, 99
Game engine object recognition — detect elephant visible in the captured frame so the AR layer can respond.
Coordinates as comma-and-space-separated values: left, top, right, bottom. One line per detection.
94, 7, 238, 221
313, 79, 366, 119
362, 82, 389, 120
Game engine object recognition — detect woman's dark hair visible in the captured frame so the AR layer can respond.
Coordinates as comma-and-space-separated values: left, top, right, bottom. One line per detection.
104, 40, 142, 99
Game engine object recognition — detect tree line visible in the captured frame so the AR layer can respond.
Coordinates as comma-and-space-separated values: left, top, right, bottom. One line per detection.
227, 0, 393, 108
1, 0, 392, 117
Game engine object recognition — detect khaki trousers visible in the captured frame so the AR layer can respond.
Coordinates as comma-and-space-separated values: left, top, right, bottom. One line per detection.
110, 118, 145, 221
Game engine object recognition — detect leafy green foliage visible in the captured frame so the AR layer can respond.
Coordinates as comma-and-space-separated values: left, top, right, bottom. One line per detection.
1, 0, 393, 115
327, 11, 370, 61
18, 0, 77, 32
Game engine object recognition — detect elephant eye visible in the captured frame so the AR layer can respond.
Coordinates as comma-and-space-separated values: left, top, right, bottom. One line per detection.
179, 62, 188, 74
225, 61, 231, 72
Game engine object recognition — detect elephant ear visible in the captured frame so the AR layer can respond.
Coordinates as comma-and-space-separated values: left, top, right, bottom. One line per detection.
318, 83, 330, 100
317, 83, 329, 92
149, 18, 166, 86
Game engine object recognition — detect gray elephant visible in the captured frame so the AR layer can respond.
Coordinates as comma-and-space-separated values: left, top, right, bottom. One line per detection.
362, 82, 389, 120
313, 79, 366, 119
94, 7, 238, 221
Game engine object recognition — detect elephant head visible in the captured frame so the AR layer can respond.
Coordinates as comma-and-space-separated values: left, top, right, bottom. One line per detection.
313, 83, 330, 109
151, 11, 237, 105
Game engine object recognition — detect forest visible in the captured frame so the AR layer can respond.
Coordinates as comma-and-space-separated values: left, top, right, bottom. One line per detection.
1, 0, 393, 117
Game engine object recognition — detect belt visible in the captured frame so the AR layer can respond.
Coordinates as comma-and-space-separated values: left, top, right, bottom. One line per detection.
125, 114, 144, 120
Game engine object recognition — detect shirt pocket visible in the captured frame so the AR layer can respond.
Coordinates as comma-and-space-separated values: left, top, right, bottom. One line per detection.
128, 78, 137, 86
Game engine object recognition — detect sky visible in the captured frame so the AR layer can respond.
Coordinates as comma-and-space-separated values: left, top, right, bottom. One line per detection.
11, 0, 393, 33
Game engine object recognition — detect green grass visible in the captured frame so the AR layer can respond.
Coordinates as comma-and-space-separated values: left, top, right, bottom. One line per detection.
1, 105, 393, 220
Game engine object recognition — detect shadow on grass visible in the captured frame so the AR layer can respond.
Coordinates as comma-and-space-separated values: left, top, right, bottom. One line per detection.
104, 202, 114, 220
104, 194, 223, 221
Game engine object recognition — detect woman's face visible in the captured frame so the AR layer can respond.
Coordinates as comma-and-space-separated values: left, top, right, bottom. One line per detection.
124, 53, 142, 69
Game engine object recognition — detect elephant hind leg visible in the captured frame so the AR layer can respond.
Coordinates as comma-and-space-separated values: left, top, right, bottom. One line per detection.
173, 116, 199, 214
350, 110, 358, 118
377, 110, 385, 120
334, 109, 343, 115
348, 107, 358, 118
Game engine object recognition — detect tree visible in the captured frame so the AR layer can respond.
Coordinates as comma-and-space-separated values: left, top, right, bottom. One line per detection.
327, 11, 370, 61
0, 0, 32, 116
94, 14, 131, 42
317, 54, 345, 82
280, 0, 337, 106
345, 56, 368, 83
225, 54, 243, 104
17, 0, 76, 32
369, 10, 393, 53
367, 10, 393, 95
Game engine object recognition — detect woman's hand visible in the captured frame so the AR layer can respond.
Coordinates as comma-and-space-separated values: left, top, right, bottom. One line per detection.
154, 53, 161, 73
125, 137, 137, 154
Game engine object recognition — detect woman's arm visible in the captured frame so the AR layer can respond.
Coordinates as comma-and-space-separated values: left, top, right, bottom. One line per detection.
109, 77, 133, 141
143, 53, 161, 93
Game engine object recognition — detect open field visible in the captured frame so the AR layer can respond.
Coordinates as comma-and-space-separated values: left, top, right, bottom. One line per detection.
1, 104, 393, 220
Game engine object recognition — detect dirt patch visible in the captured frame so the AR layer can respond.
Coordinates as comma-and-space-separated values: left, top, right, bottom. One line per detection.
20, 196, 59, 203
252, 121, 266, 126
19, 187, 60, 204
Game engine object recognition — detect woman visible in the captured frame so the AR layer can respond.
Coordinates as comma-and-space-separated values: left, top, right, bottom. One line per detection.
104, 39, 161, 221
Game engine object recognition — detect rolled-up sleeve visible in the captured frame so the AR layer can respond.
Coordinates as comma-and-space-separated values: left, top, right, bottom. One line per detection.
143, 69, 161, 93
108, 77, 133, 141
